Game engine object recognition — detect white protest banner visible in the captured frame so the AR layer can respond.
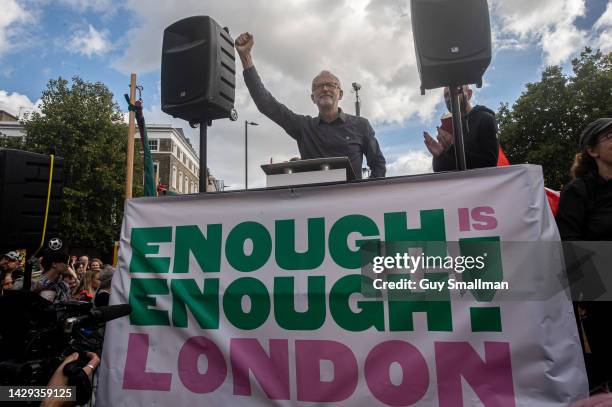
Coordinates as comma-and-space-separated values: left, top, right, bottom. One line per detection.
96, 165, 587, 406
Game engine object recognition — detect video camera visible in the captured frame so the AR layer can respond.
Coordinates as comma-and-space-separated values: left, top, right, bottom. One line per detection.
0, 290, 130, 403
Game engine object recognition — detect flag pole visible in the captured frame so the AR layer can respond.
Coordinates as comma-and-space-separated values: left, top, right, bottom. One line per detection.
125, 73, 137, 199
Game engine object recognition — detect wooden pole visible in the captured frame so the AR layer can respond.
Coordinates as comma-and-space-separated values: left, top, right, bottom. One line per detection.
125, 73, 137, 199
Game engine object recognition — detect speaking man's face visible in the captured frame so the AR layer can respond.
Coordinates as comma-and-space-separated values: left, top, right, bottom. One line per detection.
311, 74, 343, 112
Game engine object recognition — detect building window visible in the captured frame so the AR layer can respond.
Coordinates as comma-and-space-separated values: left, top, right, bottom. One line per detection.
178, 172, 183, 192
172, 166, 177, 188
153, 161, 159, 183
173, 143, 177, 155
191, 181, 194, 193
184, 177, 189, 194
148, 139, 159, 151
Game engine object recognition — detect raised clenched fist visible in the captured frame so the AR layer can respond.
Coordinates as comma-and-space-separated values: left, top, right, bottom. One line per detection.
234, 32, 254, 56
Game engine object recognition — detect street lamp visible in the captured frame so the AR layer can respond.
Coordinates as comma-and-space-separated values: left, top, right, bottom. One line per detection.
352, 82, 361, 117
245, 120, 258, 189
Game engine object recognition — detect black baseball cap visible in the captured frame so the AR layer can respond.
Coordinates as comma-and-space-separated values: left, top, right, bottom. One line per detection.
580, 118, 612, 149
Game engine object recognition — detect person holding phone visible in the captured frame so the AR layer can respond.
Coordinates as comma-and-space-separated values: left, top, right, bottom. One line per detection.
423, 85, 498, 172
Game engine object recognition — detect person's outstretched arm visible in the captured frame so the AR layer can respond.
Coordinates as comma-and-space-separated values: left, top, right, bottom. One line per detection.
235, 32, 304, 138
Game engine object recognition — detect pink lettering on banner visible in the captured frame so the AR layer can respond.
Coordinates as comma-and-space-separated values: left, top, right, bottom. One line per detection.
230, 338, 290, 400
295, 340, 358, 402
472, 207, 498, 230
458, 207, 498, 231
435, 341, 516, 407
364, 340, 429, 406
458, 208, 471, 232
177, 336, 227, 393
123, 333, 172, 391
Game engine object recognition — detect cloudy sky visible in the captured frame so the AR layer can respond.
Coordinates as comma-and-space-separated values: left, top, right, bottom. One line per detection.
0, 0, 610, 189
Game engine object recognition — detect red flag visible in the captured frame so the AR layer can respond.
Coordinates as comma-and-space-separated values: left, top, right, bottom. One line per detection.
497, 146, 510, 166
545, 188, 560, 217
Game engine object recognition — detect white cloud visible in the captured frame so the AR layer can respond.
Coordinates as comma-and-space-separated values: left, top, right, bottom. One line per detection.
68, 25, 112, 58
386, 149, 432, 176
593, 2, 612, 53
108, 0, 445, 188
57, 0, 115, 12
0, 90, 39, 118
112, 0, 440, 125
492, 0, 588, 65
107, 0, 608, 187
0, 0, 31, 55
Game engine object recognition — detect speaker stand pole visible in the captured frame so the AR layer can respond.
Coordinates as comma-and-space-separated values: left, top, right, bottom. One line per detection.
199, 115, 209, 194
449, 85, 467, 171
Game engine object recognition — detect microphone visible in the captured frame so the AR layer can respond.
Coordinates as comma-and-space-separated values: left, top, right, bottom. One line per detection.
64, 304, 132, 332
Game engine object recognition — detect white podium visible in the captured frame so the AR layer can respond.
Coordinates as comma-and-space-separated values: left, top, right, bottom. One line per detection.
261, 157, 356, 188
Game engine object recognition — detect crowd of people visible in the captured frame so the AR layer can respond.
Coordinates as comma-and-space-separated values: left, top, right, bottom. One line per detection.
0, 249, 114, 307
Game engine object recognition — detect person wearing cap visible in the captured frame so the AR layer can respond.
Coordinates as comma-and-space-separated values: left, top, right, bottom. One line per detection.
556, 118, 612, 390
0, 251, 24, 290
35, 244, 71, 303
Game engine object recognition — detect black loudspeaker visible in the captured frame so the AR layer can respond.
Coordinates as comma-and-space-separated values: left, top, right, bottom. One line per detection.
411, 0, 492, 92
0, 149, 63, 252
161, 16, 237, 123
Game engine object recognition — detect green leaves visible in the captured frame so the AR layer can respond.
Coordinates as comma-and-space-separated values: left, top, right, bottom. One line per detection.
18, 76, 143, 258
498, 48, 612, 190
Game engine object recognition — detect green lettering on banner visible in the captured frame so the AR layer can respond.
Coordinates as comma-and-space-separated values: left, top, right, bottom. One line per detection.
275, 218, 325, 270
171, 278, 220, 329
225, 222, 272, 272
224, 277, 270, 330
129, 227, 172, 273
459, 237, 503, 302
329, 215, 379, 269
329, 274, 384, 331
460, 237, 504, 332
129, 278, 170, 326
384, 210, 447, 256
387, 273, 453, 331
274, 276, 326, 330
173, 225, 222, 273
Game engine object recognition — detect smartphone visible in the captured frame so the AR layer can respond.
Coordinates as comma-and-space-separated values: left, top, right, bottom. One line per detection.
440, 113, 453, 135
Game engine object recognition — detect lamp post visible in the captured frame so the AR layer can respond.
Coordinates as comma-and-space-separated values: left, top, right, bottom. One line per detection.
352, 82, 361, 117
245, 120, 258, 189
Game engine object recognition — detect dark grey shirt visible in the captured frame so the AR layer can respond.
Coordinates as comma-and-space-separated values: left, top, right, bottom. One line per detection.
243, 67, 386, 179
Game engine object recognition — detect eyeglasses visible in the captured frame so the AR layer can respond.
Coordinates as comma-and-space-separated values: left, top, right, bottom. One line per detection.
313, 82, 340, 91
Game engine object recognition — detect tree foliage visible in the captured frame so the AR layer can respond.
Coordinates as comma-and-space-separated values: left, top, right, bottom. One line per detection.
11, 76, 142, 258
498, 48, 612, 190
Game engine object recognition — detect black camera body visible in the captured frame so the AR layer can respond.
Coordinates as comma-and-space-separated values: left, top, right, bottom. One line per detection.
0, 291, 104, 386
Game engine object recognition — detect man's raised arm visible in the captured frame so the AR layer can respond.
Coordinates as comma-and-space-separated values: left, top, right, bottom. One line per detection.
235, 32, 302, 138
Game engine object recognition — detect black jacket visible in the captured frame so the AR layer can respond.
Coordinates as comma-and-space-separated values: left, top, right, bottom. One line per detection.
433, 105, 499, 172
557, 175, 612, 241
